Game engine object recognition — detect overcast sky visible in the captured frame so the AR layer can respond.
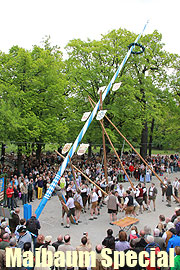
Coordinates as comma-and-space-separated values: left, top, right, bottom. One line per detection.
0, 0, 179, 57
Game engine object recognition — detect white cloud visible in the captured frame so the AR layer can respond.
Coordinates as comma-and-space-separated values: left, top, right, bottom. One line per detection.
0, 0, 179, 55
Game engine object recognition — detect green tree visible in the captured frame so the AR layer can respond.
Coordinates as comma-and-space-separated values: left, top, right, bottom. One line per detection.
65, 29, 179, 158
0, 39, 69, 168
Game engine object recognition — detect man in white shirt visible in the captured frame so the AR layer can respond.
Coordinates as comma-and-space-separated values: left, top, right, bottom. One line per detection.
74, 189, 83, 223
89, 188, 98, 220
160, 177, 167, 202
63, 191, 78, 228
173, 177, 179, 199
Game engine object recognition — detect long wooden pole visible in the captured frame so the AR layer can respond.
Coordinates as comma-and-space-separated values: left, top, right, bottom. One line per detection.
55, 150, 108, 196
89, 96, 179, 202
88, 98, 135, 191
68, 155, 78, 190
100, 91, 108, 188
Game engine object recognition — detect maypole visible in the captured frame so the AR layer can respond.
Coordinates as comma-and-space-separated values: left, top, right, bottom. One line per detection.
35, 21, 149, 218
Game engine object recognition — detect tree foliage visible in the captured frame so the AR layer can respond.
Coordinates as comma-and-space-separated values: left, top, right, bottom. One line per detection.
0, 39, 69, 157
65, 29, 180, 157
0, 29, 180, 161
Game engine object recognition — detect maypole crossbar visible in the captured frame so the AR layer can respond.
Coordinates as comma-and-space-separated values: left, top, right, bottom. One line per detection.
35, 20, 149, 218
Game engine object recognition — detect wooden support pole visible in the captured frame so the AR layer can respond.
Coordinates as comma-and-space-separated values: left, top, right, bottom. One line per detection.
100, 91, 108, 188
68, 155, 78, 190
89, 96, 179, 202
88, 97, 135, 191
55, 150, 108, 196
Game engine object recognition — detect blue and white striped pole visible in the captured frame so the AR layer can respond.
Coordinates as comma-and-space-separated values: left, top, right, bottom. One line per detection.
35, 20, 149, 218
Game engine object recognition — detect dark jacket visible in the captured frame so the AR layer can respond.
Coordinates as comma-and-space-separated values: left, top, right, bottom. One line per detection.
9, 212, 20, 231
166, 184, 173, 196
52, 240, 64, 251
26, 216, 41, 236
102, 235, 115, 249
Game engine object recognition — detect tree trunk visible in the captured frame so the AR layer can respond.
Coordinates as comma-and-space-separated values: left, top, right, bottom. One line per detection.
31, 143, 35, 154
36, 143, 42, 161
1, 143, 6, 165
88, 143, 92, 158
17, 144, 22, 175
140, 121, 148, 160
148, 118, 155, 157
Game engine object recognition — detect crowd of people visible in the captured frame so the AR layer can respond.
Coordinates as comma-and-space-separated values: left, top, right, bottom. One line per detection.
0, 151, 180, 213
0, 151, 180, 269
0, 206, 180, 269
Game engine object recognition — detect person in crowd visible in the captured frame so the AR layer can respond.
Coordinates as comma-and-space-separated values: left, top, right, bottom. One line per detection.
52, 235, 64, 251
21, 180, 28, 205
37, 176, 44, 200
167, 229, 180, 253
148, 183, 158, 212
89, 187, 98, 220
9, 208, 20, 233
92, 244, 106, 270
17, 225, 32, 251
76, 232, 92, 252
153, 228, 165, 250
102, 229, 115, 248
6, 183, 14, 210
133, 230, 148, 251
171, 246, 180, 270
28, 178, 34, 202
63, 190, 78, 228
115, 231, 130, 251
40, 235, 56, 254
122, 190, 134, 216
0, 233, 10, 249
160, 177, 168, 202
106, 190, 120, 225
35, 234, 45, 249
74, 189, 83, 223
26, 214, 41, 236
13, 184, 19, 207
166, 181, 173, 207
58, 234, 75, 252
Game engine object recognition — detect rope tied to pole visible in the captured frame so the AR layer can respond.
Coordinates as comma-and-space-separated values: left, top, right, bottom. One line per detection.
35, 20, 149, 219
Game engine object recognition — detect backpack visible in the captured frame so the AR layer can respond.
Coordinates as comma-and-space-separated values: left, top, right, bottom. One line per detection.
26, 218, 37, 235
144, 243, 161, 269
145, 242, 161, 254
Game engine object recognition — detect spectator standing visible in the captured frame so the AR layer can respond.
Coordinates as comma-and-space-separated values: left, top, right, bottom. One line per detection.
166, 181, 173, 207
37, 176, 44, 200
115, 231, 130, 251
9, 208, 20, 233
17, 226, 32, 251
6, 183, 14, 210
21, 180, 28, 205
106, 191, 120, 225
52, 235, 64, 251
89, 188, 98, 220
13, 185, 19, 207
28, 178, 34, 202
171, 246, 180, 270
148, 183, 158, 212
0, 233, 10, 249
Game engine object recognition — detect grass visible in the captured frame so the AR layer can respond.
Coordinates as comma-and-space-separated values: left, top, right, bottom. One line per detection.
2, 143, 179, 156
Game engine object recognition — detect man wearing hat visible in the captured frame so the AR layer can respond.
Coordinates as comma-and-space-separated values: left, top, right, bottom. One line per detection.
40, 235, 55, 254
17, 225, 32, 251
1, 221, 11, 234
